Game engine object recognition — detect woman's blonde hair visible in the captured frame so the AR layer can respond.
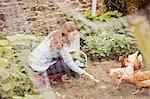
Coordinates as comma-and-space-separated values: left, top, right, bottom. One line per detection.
49, 21, 78, 50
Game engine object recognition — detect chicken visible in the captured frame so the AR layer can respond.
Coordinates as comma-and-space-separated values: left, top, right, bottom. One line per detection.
119, 53, 143, 71
133, 54, 143, 70
119, 71, 150, 94
128, 51, 139, 63
119, 51, 139, 68
106, 63, 134, 79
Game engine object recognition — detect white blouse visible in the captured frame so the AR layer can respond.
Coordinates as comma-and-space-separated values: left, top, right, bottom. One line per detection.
29, 33, 85, 75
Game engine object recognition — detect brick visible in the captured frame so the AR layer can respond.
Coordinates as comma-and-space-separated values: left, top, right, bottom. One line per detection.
27, 17, 37, 21
0, 13, 5, 21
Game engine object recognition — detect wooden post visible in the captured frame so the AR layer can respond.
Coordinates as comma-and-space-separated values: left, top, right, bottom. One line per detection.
92, 0, 97, 16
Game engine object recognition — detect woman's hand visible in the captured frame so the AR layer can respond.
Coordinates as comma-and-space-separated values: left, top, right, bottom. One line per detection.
83, 71, 100, 83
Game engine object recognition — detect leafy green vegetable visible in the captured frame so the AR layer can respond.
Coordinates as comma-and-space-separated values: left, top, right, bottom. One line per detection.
81, 30, 137, 60
71, 10, 137, 60
0, 33, 44, 98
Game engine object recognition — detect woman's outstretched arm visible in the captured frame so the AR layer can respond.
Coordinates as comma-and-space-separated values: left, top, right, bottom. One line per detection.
59, 45, 99, 82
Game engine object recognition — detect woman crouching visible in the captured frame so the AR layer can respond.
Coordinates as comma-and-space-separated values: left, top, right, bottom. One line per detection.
29, 21, 99, 83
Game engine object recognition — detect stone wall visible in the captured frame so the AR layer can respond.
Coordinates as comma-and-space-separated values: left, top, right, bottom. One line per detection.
0, 0, 67, 35
0, 0, 108, 36
1, 0, 148, 36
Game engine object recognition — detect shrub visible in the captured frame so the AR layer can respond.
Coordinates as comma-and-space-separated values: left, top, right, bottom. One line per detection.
82, 30, 137, 60
73, 10, 137, 60
0, 32, 44, 98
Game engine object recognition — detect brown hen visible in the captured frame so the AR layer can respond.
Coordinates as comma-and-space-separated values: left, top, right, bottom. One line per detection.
119, 71, 150, 94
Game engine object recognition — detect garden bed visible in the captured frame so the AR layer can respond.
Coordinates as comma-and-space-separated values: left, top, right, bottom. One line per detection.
51, 60, 150, 99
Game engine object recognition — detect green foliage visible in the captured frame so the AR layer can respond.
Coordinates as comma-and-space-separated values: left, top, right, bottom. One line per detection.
73, 10, 128, 35
104, 0, 127, 14
73, 10, 137, 60
31, 28, 43, 36
0, 33, 44, 98
83, 10, 123, 22
82, 30, 137, 59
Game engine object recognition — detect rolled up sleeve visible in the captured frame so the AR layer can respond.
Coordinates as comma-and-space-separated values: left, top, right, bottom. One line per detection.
59, 45, 85, 75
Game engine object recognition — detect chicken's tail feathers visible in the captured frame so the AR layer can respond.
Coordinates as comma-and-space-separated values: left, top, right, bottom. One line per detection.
135, 51, 139, 55
128, 51, 139, 63
137, 54, 143, 62
129, 51, 139, 58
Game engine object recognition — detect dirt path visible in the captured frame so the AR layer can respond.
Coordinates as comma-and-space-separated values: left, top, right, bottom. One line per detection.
51, 60, 150, 99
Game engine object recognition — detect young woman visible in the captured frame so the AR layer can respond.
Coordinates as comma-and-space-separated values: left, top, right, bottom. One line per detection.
29, 21, 99, 82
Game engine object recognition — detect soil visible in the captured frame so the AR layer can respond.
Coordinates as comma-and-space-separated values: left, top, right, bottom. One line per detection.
51, 60, 150, 99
